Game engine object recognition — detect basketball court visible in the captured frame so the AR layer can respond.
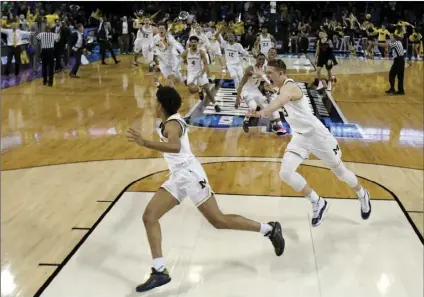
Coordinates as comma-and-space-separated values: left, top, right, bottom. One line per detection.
1, 54, 423, 297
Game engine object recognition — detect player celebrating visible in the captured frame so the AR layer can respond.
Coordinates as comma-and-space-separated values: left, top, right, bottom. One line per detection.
181, 36, 221, 112
248, 59, 371, 227
217, 31, 249, 89
189, 24, 210, 57
254, 27, 276, 56
133, 17, 156, 71
236, 54, 286, 136
205, 25, 226, 72
152, 23, 185, 88
127, 86, 285, 293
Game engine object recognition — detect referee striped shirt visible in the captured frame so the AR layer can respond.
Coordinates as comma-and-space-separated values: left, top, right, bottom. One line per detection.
36, 32, 59, 49
388, 40, 404, 58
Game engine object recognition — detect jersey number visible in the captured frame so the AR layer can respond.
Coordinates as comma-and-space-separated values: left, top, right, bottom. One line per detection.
262, 42, 269, 47
199, 179, 207, 189
333, 145, 340, 155
191, 60, 196, 65
282, 107, 289, 117
228, 52, 234, 57
143, 34, 149, 38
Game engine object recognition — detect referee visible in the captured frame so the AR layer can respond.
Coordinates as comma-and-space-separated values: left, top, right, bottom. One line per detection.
37, 26, 59, 87
378, 34, 405, 95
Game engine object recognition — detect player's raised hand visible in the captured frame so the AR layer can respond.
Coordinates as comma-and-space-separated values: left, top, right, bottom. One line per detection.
127, 128, 146, 146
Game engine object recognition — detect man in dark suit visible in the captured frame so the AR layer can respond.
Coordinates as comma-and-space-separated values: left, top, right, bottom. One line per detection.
52, 18, 70, 72
97, 16, 119, 65
69, 23, 86, 78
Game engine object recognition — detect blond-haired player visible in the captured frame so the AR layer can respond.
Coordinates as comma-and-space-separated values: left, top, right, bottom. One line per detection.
248, 59, 371, 227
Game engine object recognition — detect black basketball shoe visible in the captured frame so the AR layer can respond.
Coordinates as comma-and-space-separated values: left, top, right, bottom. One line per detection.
264, 221, 285, 256
243, 119, 250, 132
311, 198, 329, 227
135, 268, 171, 292
359, 190, 372, 220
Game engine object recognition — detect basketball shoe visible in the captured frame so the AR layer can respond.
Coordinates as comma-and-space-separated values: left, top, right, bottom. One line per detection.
359, 190, 371, 219
264, 221, 285, 256
311, 197, 329, 227
136, 268, 171, 292
272, 124, 287, 136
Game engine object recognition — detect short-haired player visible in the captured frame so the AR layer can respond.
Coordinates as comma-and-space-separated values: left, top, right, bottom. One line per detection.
181, 36, 221, 112
248, 59, 371, 227
236, 54, 286, 135
127, 86, 285, 293
217, 30, 249, 89
152, 22, 185, 88
133, 17, 157, 71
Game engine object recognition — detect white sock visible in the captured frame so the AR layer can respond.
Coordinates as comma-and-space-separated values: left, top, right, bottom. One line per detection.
260, 223, 273, 235
356, 186, 366, 199
153, 257, 166, 272
306, 190, 320, 203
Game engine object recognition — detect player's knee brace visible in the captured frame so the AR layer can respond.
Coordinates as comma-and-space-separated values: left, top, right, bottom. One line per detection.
331, 162, 358, 188
279, 152, 306, 192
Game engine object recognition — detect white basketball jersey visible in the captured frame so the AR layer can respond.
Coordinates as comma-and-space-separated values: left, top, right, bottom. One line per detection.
141, 26, 153, 44
187, 48, 204, 75
136, 29, 143, 40
153, 34, 176, 63
280, 79, 326, 134
223, 42, 243, 65
260, 33, 272, 54
158, 114, 195, 172
246, 65, 267, 88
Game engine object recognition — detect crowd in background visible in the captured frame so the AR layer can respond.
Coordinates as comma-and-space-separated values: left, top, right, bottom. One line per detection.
1, 1, 423, 77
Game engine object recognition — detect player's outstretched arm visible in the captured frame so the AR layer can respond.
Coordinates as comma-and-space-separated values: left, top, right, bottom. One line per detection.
236, 66, 253, 107
126, 121, 182, 153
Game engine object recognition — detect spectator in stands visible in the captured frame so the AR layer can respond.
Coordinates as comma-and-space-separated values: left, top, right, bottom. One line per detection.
45, 9, 60, 27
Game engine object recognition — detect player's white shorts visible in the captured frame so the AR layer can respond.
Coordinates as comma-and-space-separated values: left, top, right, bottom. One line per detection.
187, 72, 209, 86
161, 159, 213, 207
141, 45, 153, 61
241, 85, 267, 107
227, 63, 243, 81
134, 38, 143, 53
209, 41, 222, 56
159, 62, 182, 80
286, 128, 342, 168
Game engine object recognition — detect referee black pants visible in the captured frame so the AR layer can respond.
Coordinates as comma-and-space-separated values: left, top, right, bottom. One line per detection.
389, 56, 405, 93
41, 48, 55, 84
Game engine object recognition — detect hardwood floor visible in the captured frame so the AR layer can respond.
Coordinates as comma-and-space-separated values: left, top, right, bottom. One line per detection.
1, 55, 423, 297
1, 57, 423, 169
